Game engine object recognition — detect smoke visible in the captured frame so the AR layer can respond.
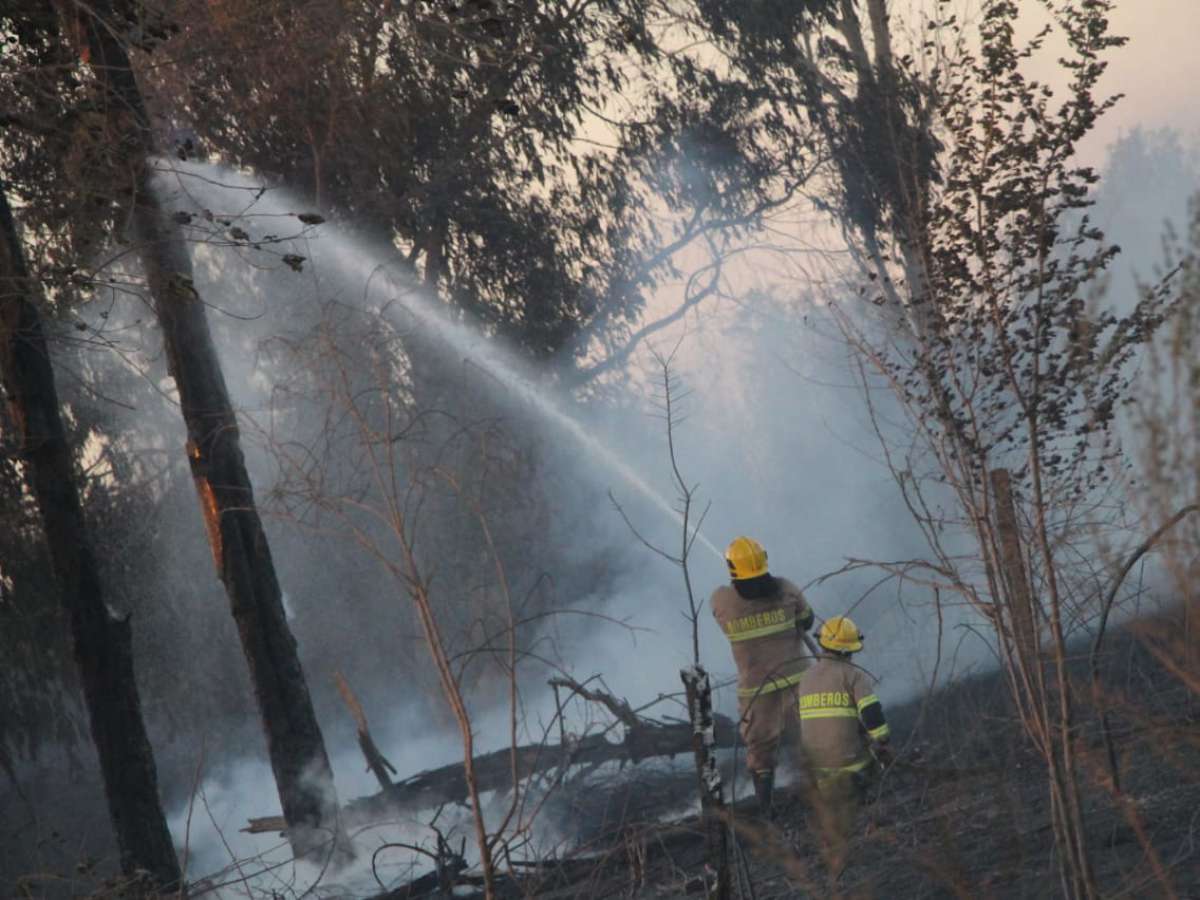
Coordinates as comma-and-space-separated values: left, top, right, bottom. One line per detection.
166, 729, 477, 895
12, 116, 1197, 891
93, 158, 982, 881
98, 158, 968, 889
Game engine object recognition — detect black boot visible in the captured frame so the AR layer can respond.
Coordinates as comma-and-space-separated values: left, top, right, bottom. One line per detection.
751, 769, 775, 819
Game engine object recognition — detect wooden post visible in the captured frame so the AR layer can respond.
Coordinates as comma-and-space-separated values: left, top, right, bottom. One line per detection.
990, 468, 1039, 660
680, 665, 730, 900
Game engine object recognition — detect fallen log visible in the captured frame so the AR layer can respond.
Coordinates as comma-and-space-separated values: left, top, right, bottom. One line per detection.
243, 712, 737, 834
245, 680, 736, 834
345, 712, 737, 822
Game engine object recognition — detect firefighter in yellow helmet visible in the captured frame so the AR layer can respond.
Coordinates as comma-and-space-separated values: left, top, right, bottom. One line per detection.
711, 536, 816, 817
796, 615, 891, 873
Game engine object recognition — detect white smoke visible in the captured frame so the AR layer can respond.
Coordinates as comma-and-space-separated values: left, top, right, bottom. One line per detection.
29, 121, 1192, 891
106, 157, 993, 894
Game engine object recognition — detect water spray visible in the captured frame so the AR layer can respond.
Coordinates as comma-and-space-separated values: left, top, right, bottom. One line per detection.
168, 161, 724, 564
340, 255, 726, 565
365, 269, 724, 564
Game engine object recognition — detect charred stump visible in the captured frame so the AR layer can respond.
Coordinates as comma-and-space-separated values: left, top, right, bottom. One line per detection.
335, 672, 398, 793
0, 184, 181, 890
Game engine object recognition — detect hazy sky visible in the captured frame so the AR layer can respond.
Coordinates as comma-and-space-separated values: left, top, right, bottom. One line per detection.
1015, 0, 1200, 166
1107, 1, 1200, 129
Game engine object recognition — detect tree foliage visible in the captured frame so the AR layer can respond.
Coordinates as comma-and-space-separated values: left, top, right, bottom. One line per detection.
140, 0, 807, 368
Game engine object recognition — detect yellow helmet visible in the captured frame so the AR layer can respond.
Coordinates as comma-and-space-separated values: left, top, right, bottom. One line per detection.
725, 536, 768, 580
819, 616, 864, 653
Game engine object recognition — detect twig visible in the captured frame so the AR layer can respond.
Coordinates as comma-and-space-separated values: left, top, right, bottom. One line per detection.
177, 739, 208, 897
548, 676, 642, 730
1090, 504, 1200, 791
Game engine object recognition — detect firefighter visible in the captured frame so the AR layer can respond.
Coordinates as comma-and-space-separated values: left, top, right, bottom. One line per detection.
711, 536, 816, 817
796, 615, 891, 872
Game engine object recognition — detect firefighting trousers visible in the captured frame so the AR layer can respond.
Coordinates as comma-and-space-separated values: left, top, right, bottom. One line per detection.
737, 683, 801, 773
808, 770, 861, 870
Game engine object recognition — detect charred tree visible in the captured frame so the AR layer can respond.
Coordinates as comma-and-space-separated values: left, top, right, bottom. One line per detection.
66, 1, 347, 859
0, 183, 181, 890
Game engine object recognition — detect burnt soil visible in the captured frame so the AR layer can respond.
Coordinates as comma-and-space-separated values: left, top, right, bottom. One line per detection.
443, 616, 1199, 900
5, 614, 1197, 899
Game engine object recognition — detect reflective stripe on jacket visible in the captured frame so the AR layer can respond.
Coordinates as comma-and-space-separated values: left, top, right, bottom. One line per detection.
711, 576, 813, 697
736, 670, 805, 698
796, 655, 889, 771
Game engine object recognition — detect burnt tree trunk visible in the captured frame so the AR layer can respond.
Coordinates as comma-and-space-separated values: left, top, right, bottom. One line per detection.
74, 2, 346, 859
0, 184, 181, 890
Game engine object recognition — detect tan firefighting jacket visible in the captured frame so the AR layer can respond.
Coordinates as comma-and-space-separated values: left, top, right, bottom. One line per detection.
710, 577, 813, 699
796, 654, 890, 773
